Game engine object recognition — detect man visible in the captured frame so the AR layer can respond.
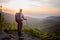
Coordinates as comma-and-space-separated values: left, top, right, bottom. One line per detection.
15, 9, 27, 38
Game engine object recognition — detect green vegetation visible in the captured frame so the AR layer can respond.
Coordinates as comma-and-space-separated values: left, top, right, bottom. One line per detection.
3, 23, 60, 40
4, 26, 60, 40
1, 20, 60, 40
0, 12, 9, 30
7, 23, 17, 30
0, 12, 60, 40
22, 27, 60, 40
0, 12, 7, 30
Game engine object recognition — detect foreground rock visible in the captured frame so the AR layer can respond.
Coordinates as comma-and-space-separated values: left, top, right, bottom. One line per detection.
0, 30, 10, 40
0, 30, 41, 40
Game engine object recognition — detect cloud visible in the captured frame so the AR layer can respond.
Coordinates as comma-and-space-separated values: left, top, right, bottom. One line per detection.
28, 0, 60, 8
30, 0, 40, 1
0, 0, 12, 3
1, 0, 60, 9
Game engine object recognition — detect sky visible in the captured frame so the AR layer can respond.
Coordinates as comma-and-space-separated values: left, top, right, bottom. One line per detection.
0, 0, 60, 14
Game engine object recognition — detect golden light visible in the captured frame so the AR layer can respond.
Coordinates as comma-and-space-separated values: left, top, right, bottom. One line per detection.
2, 0, 29, 10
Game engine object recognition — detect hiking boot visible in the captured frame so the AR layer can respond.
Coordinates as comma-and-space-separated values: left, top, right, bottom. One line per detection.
19, 37, 24, 40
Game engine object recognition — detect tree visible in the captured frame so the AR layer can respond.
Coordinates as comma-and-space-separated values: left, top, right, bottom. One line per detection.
0, 5, 2, 30
0, 5, 7, 30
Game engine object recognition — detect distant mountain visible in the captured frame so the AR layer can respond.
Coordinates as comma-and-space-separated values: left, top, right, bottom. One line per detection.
2, 12, 60, 34
47, 16, 60, 21
24, 16, 41, 27
2, 12, 15, 23
2, 12, 41, 27
36, 16, 60, 35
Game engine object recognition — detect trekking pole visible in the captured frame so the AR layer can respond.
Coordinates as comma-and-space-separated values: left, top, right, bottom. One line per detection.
25, 16, 28, 27
26, 19, 28, 27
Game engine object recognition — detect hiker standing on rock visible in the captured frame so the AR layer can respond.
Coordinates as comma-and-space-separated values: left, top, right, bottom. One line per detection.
15, 9, 27, 38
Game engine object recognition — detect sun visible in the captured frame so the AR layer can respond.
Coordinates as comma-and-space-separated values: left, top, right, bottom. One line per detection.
3, 0, 29, 10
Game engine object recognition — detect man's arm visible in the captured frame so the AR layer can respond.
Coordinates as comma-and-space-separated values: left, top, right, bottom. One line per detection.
15, 13, 17, 20
22, 14, 27, 20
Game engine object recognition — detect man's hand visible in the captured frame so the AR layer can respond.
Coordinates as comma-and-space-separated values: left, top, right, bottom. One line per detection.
24, 18, 27, 20
23, 16, 27, 20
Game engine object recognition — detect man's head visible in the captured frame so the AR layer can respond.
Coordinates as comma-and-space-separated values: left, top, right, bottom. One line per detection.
19, 9, 22, 13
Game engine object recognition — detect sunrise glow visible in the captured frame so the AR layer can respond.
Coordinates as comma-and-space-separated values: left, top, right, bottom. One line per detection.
1, 0, 60, 14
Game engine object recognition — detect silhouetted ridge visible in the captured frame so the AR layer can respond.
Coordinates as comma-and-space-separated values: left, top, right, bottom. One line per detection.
46, 16, 60, 21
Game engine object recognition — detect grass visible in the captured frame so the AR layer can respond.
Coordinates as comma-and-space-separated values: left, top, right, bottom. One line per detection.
3, 26, 60, 40
22, 27, 60, 40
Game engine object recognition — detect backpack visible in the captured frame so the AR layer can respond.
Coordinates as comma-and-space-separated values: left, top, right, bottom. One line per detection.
15, 13, 23, 23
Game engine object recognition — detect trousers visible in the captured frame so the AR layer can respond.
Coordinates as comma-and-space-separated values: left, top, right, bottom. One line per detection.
17, 22, 23, 37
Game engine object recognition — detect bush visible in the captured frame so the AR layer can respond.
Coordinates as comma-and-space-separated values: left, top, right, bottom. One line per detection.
22, 27, 60, 40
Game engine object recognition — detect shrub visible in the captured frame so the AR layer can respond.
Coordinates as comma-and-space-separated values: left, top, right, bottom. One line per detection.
22, 27, 60, 40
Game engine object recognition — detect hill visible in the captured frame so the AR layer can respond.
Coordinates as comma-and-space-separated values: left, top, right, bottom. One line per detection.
2, 12, 60, 35
36, 16, 60, 35
2, 12, 41, 27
